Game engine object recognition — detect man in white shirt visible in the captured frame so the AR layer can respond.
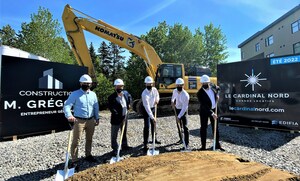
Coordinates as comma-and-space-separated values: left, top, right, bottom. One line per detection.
141, 76, 160, 153
171, 78, 190, 150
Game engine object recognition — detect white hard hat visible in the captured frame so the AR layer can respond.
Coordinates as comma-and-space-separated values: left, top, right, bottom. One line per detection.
175, 78, 184, 85
79, 74, 92, 83
200, 75, 210, 83
114, 78, 124, 86
144, 76, 154, 84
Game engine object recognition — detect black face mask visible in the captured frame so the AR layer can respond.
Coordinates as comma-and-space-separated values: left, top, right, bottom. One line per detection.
177, 87, 183, 91
116, 89, 123, 93
81, 84, 90, 91
146, 86, 152, 90
202, 84, 209, 89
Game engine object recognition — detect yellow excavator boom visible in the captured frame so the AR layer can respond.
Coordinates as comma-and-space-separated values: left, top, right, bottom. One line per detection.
62, 4, 162, 80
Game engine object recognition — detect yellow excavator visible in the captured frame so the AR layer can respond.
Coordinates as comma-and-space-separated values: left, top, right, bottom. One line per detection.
62, 4, 217, 115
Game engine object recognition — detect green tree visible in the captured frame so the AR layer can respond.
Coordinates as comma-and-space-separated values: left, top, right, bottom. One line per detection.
142, 21, 169, 59
109, 42, 125, 81
0, 25, 17, 46
89, 42, 100, 73
16, 7, 73, 64
93, 73, 115, 109
124, 55, 148, 99
201, 23, 228, 76
164, 23, 194, 64
98, 41, 111, 78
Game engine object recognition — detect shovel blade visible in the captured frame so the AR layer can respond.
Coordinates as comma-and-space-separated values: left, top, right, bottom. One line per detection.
55, 168, 75, 181
110, 156, 123, 164
147, 148, 159, 156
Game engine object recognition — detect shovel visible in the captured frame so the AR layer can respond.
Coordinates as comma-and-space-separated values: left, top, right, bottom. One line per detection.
110, 114, 127, 164
147, 105, 159, 156
213, 102, 218, 151
55, 126, 75, 181
173, 107, 190, 152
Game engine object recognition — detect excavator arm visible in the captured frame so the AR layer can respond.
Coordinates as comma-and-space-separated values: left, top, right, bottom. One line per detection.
62, 4, 162, 80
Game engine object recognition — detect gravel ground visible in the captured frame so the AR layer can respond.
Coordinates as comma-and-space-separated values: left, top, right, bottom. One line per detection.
0, 111, 299, 181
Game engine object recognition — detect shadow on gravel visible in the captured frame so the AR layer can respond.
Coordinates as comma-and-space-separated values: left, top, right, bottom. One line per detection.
127, 142, 185, 158
189, 123, 300, 151
6, 163, 63, 181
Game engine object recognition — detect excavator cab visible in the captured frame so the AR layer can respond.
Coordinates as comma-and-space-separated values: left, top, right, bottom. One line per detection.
155, 63, 183, 92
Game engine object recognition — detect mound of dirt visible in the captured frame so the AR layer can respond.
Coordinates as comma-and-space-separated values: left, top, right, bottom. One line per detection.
67, 151, 299, 181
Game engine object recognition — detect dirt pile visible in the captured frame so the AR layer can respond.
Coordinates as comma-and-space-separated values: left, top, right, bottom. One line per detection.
67, 151, 300, 181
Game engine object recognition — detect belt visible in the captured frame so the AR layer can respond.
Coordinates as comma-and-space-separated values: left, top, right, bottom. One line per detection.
75, 116, 93, 120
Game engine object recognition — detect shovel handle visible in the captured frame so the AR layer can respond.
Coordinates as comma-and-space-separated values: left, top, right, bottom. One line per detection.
64, 129, 73, 172
117, 114, 128, 157
153, 105, 157, 149
213, 101, 218, 151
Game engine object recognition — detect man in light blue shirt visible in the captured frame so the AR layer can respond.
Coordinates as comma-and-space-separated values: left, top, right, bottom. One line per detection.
63, 74, 99, 167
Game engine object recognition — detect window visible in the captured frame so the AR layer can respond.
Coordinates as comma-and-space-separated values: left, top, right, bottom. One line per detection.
255, 43, 260, 52
291, 19, 300, 33
265, 35, 273, 47
158, 64, 182, 86
266, 53, 274, 58
241, 51, 245, 59
185, 65, 212, 76
294, 42, 300, 54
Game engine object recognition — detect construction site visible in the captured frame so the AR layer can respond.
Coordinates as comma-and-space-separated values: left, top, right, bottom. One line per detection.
1, 2, 300, 181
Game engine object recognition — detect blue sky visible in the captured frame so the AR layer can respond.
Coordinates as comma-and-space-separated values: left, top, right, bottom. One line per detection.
0, 0, 299, 63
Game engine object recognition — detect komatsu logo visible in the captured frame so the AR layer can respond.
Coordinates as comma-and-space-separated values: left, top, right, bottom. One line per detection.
95, 26, 124, 41
240, 69, 267, 91
127, 37, 135, 48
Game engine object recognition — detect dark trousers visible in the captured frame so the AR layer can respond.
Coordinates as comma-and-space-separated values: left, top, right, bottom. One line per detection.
143, 107, 156, 145
200, 108, 220, 149
111, 120, 128, 151
176, 109, 189, 146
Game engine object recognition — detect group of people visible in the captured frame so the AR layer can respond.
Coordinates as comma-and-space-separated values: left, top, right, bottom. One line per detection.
63, 74, 223, 170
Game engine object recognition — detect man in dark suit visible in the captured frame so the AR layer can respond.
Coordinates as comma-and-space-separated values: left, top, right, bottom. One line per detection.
197, 75, 224, 151
108, 78, 132, 156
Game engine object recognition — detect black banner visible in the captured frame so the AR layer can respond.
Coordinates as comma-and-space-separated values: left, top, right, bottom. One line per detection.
0, 55, 88, 138
217, 54, 300, 131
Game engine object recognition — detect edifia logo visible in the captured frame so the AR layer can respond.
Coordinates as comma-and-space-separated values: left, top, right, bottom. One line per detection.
240, 69, 267, 91
38, 69, 63, 89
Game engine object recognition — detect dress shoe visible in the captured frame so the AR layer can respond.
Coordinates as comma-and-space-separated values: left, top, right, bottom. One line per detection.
122, 145, 132, 151
215, 143, 225, 151
85, 155, 97, 163
200, 147, 206, 151
69, 162, 79, 172
176, 140, 183, 145
111, 150, 118, 157
216, 147, 225, 151
183, 145, 191, 151
155, 140, 161, 144
143, 145, 149, 153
